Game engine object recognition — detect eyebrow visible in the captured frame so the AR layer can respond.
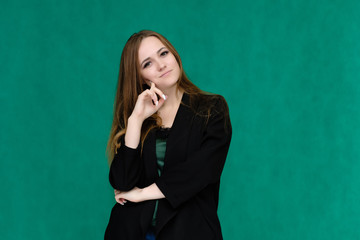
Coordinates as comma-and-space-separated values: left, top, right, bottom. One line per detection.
140, 47, 167, 66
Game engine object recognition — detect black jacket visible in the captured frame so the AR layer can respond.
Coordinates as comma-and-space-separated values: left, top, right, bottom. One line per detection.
105, 93, 232, 240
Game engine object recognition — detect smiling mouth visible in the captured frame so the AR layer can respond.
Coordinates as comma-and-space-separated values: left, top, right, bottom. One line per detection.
160, 70, 172, 78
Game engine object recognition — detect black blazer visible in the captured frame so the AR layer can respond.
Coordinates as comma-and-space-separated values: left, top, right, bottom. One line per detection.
105, 93, 232, 240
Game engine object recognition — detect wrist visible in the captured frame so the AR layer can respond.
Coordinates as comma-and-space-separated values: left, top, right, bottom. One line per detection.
138, 188, 145, 202
142, 183, 165, 201
128, 114, 144, 126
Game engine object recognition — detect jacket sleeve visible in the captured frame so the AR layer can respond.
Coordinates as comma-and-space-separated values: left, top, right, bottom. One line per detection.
155, 98, 232, 209
109, 136, 142, 191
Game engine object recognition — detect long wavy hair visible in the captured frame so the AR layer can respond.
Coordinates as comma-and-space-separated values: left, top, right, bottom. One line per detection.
106, 30, 207, 163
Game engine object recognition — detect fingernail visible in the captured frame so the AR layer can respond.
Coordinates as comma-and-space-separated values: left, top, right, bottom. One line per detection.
162, 94, 166, 100
119, 202, 124, 205
156, 101, 158, 106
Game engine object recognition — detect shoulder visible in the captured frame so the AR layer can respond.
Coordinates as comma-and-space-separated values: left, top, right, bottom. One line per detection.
186, 92, 229, 116
183, 92, 231, 133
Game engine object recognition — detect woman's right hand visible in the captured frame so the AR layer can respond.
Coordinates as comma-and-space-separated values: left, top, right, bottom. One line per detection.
130, 82, 167, 122
125, 82, 166, 149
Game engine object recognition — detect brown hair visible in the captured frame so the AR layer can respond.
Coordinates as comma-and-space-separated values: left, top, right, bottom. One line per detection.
106, 30, 206, 163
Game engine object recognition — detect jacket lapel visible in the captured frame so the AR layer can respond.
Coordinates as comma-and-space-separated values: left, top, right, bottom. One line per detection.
163, 93, 193, 168
155, 93, 195, 234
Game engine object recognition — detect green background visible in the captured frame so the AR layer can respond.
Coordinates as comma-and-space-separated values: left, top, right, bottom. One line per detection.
1, 0, 360, 239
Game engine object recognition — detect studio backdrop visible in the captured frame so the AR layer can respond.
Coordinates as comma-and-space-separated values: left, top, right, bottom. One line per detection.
1, 0, 359, 239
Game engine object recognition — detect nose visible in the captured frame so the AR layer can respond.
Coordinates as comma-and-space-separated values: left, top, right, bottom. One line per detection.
158, 60, 166, 71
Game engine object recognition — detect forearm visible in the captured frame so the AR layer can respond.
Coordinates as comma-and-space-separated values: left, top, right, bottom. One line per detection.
124, 115, 143, 149
115, 183, 165, 204
109, 115, 143, 190
109, 143, 141, 190
141, 183, 165, 201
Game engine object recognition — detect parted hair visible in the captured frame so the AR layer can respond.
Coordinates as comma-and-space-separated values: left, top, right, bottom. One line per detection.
106, 30, 228, 164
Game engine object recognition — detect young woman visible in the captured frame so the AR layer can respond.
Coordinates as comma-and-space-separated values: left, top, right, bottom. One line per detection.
105, 30, 232, 240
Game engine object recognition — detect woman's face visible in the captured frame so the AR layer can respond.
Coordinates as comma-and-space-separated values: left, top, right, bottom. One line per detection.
138, 36, 180, 91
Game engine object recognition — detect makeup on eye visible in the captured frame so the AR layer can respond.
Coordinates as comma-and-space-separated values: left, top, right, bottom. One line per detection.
141, 47, 169, 68
160, 50, 169, 56
143, 61, 151, 68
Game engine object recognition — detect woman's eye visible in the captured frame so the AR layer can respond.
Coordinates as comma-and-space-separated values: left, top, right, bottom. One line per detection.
143, 62, 151, 68
160, 51, 169, 56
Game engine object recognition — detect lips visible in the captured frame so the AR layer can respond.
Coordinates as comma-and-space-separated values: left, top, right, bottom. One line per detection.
160, 70, 172, 78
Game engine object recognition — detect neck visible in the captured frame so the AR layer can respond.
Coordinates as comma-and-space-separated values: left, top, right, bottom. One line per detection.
157, 86, 184, 128
162, 86, 184, 108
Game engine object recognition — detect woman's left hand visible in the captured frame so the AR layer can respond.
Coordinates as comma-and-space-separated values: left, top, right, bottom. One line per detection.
114, 187, 143, 204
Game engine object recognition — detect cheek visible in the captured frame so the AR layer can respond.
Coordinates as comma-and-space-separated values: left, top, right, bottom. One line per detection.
140, 70, 151, 79
170, 57, 180, 71
170, 55, 178, 66
141, 70, 157, 84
